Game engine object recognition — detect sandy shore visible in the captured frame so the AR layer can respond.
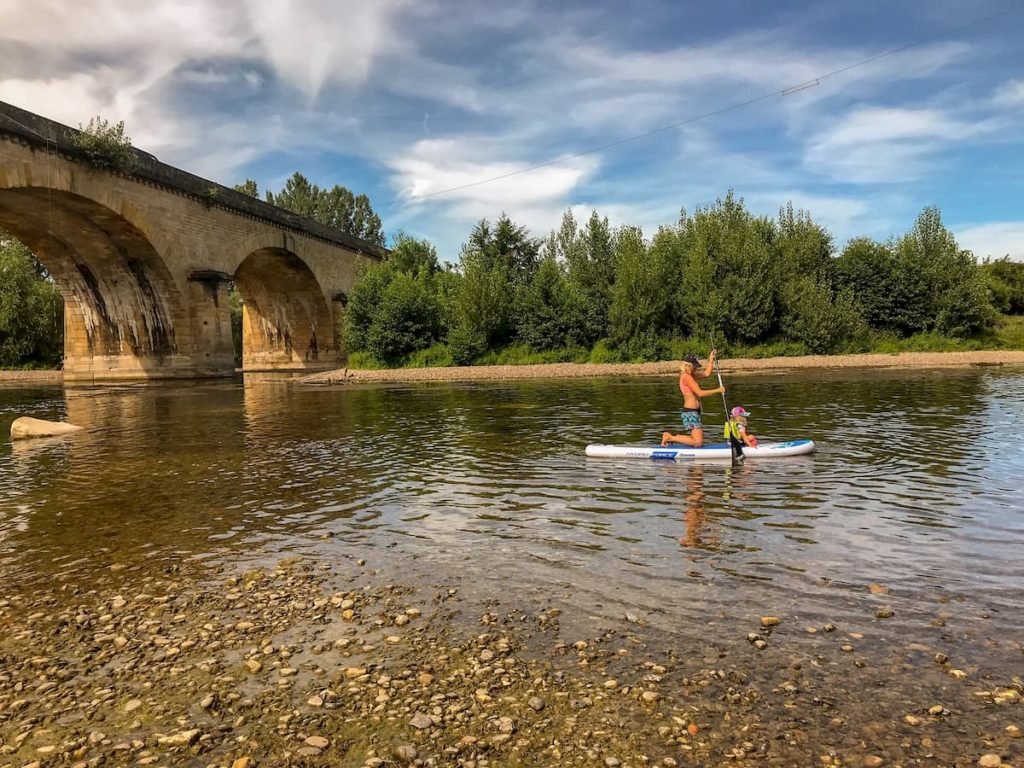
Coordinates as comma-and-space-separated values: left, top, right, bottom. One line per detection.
300, 350, 1024, 386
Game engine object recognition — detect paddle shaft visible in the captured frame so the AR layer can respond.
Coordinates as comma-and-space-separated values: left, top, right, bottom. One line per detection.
710, 333, 742, 463
709, 333, 730, 415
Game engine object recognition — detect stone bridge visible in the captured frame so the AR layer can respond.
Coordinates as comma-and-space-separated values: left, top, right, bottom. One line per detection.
0, 101, 385, 383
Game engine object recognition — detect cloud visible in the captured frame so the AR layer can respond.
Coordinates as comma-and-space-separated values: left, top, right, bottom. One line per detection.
1, 0, 1020, 261
993, 79, 1024, 107
804, 106, 998, 183
390, 136, 600, 237
245, 0, 412, 97
956, 222, 1024, 261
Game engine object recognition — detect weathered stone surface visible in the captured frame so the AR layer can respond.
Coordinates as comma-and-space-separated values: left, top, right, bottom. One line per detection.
0, 103, 386, 383
10, 417, 83, 440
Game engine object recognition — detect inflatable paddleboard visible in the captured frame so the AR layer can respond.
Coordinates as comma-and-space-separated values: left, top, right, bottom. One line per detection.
585, 439, 815, 460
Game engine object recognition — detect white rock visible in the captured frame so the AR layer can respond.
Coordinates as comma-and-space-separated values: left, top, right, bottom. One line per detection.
10, 417, 83, 440
157, 729, 200, 747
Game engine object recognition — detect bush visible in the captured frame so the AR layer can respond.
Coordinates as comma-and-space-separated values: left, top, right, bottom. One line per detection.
447, 323, 487, 366
780, 278, 866, 354
72, 117, 137, 173
405, 343, 453, 368
981, 257, 1024, 315
365, 272, 440, 366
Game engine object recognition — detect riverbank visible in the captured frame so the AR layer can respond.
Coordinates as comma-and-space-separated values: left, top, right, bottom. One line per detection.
300, 350, 1024, 385
0, 369, 61, 386
0, 555, 1020, 768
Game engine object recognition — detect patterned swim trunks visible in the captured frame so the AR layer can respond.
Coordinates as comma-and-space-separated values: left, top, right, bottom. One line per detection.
680, 408, 703, 433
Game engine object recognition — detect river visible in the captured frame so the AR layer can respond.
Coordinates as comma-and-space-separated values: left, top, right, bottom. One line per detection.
2, 367, 1024, 765
2, 367, 1022, 648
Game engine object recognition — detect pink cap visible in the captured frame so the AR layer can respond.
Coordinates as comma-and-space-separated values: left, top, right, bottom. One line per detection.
731, 406, 750, 417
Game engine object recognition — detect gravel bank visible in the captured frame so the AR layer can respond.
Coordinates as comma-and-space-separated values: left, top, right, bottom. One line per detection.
1, 557, 1020, 767
0, 370, 61, 386
300, 350, 1024, 386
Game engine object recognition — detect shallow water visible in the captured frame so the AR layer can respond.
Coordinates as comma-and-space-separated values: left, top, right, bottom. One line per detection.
1, 368, 1022, 666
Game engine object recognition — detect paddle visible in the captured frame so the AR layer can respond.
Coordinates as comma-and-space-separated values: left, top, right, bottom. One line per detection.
710, 333, 743, 464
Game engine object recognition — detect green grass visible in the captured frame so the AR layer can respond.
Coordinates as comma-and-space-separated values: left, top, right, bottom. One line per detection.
340, 315, 1024, 370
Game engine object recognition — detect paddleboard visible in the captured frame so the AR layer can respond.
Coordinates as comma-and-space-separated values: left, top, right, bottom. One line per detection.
585, 439, 815, 460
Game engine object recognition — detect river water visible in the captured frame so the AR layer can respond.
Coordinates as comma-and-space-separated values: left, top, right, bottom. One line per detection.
2, 367, 1023, 669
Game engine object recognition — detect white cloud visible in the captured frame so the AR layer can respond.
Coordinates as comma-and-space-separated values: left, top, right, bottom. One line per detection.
956, 222, 1024, 261
390, 136, 600, 236
993, 79, 1024, 107
245, 0, 411, 96
804, 106, 998, 183
1, 0, 1019, 262
0, 75, 115, 129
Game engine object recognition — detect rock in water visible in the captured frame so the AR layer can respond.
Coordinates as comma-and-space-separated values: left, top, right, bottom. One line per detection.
10, 417, 83, 440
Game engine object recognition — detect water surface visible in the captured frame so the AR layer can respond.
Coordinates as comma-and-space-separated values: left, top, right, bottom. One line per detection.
1, 367, 1022, 664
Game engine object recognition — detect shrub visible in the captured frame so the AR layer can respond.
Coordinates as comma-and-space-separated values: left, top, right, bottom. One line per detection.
72, 117, 137, 173
365, 272, 440, 366
447, 323, 487, 366
780, 278, 866, 354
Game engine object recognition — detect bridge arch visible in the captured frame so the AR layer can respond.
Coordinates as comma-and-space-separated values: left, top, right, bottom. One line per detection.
0, 184, 190, 379
233, 246, 335, 370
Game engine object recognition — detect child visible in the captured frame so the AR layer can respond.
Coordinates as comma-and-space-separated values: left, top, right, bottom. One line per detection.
724, 406, 758, 448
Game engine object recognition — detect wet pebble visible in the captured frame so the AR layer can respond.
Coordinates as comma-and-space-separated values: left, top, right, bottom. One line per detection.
395, 744, 418, 763
528, 696, 545, 711
410, 712, 433, 730
977, 755, 1001, 768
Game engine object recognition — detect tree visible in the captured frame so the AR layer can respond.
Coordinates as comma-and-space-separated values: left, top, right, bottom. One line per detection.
835, 237, 907, 332
452, 214, 540, 352
0, 232, 63, 368
342, 233, 445, 365
387, 232, 440, 277
366, 271, 440, 365
517, 251, 572, 351
233, 180, 259, 198
981, 257, 1024, 314
564, 210, 616, 345
608, 226, 667, 358
72, 117, 137, 173
896, 207, 993, 337
265, 172, 385, 245
675, 193, 778, 343
780, 277, 865, 353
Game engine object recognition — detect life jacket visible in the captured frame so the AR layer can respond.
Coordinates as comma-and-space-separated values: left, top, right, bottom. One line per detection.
724, 418, 745, 441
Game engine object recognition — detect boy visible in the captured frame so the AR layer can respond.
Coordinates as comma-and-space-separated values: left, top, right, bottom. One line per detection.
724, 406, 758, 448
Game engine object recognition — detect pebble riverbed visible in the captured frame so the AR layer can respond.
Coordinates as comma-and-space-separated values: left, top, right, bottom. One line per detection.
1, 555, 1020, 768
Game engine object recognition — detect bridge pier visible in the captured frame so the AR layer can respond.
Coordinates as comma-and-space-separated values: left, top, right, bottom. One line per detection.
187, 272, 236, 377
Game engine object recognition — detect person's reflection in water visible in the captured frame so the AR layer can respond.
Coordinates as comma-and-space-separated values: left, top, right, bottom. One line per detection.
722, 461, 757, 503
677, 461, 758, 552
680, 464, 716, 550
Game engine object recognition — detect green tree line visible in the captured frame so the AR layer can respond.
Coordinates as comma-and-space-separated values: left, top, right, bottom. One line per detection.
344, 194, 1024, 368
4, 191, 1024, 370
233, 173, 384, 246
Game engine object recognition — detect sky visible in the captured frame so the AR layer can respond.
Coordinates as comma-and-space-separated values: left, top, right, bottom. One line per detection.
1, 0, 1023, 261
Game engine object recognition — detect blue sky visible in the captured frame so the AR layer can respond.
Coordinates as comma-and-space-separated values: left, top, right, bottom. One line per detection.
2, 0, 1023, 261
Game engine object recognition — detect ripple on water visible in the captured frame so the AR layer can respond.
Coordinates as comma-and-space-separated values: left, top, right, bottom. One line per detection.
1, 369, 1023, 654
